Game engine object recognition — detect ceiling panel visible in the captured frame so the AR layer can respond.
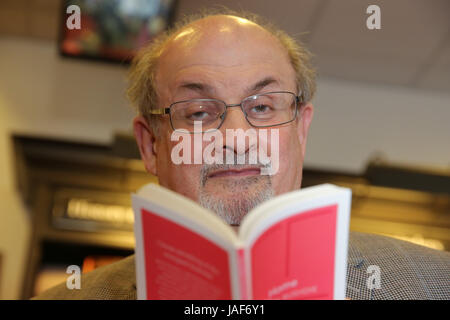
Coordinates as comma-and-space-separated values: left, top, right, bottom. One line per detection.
309, 0, 450, 59
299, 0, 450, 90
416, 37, 450, 91
314, 52, 421, 86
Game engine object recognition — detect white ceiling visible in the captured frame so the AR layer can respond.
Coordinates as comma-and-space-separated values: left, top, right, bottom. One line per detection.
175, 0, 450, 92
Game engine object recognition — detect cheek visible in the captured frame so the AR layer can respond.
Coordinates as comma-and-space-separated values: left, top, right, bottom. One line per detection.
269, 127, 303, 191
165, 164, 202, 201
279, 132, 298, 165
155, 132, 203, 201
265, 127, 302, 164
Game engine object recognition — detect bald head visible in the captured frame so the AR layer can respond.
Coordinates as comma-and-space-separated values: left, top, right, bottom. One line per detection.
167, 15, 274, 49
159, 15, 289, 72
155, 15, 296, 108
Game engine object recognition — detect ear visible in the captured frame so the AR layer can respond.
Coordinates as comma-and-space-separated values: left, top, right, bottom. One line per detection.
296, 102, 314, 157
133, 115, 158, 176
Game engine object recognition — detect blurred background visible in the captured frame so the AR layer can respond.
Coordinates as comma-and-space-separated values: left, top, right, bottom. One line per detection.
0, 0, 449, 299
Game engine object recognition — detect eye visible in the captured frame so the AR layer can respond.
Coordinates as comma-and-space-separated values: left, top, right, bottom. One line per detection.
247, 103, 275, 117
250, 104, 271, 113
187, 111, 210, 120
183, 103, 222, 123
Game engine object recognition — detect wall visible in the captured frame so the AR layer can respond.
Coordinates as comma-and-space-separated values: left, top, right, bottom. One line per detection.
0, 36, 134, 299
1, 35, 449, 298
306, 77, 450, 172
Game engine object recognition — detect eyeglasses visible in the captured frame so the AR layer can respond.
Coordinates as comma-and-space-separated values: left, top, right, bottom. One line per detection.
148, 91, 303, 133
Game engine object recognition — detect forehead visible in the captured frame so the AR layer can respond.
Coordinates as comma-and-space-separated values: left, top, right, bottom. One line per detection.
155, 16, 296, 97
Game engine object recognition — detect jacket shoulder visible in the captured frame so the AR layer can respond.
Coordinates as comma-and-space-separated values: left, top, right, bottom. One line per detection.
32, 255, 136, 300
347, 232, 450, 299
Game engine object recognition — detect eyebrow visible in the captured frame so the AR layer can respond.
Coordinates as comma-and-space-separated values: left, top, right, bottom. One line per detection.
178, 82, 215, 94
177, 77, 280, 96
248, 77, 279, 93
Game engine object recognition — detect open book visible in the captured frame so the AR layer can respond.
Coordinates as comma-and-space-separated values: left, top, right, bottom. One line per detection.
132, 183, 351, 300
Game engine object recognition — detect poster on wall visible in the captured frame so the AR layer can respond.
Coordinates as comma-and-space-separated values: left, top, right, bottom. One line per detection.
59, 0, 178, 64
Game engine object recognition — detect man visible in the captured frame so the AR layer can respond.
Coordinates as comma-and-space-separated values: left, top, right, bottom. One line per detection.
34, 11, 449, 300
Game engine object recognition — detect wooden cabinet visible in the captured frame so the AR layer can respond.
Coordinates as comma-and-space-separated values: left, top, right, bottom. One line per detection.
13, 135, 156, 299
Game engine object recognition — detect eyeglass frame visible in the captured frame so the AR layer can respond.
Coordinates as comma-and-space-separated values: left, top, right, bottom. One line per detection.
147, 90, 304, 133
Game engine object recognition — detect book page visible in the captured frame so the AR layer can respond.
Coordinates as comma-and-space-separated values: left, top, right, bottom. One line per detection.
139, 209, 232, 299
239, 184, 351, 300
251, 205, 337, 299
132, 184, 242, 299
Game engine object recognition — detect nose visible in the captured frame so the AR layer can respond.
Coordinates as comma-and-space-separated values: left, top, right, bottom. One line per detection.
220, 105, 252, 131
219, 106, 257, 159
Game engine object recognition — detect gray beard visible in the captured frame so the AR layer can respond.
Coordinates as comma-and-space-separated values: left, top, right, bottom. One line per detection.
198, 163, 274, 225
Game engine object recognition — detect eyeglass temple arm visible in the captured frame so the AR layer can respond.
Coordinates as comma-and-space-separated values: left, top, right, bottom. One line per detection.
297, 92, 305, 105
148, 108, 170, 115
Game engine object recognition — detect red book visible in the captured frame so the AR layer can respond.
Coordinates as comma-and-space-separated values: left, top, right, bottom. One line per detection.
132, 184, 351, 300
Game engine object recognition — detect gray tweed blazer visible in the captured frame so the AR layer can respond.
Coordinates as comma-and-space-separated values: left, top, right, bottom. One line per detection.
33, 232, 450, 300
